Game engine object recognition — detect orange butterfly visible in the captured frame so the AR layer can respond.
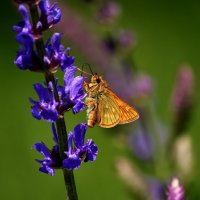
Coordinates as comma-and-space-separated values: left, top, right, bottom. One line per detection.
84, 73, 139, 128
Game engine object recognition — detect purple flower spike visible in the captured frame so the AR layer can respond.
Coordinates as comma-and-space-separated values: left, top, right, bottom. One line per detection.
13, 5, 44, 71
33, 124, 61, 176
58, 67, 86, 114
171, 65, 194, 114
39, 0, 61, 31
30, 82, 59, 122
63, 123, 98, 170
171, 65, 195, 134
167, 177, 185, 200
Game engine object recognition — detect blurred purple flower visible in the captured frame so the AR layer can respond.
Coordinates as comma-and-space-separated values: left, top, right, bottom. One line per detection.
171, 65, 195, 134
118, 30, 135, 49
166, 177, 185, 200
171, 65, 194, 114
33, 124, 62, 176
147, 178, 165, 200
132, 74, 154, 100
63, 123, 98, 170
128, 130, 153, 161
96, 1, 121, 24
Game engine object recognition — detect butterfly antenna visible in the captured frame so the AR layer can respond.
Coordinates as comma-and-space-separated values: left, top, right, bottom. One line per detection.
82, 63, 94, 75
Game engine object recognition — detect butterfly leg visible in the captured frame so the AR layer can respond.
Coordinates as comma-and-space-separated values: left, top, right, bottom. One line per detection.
85, 97, 97, 128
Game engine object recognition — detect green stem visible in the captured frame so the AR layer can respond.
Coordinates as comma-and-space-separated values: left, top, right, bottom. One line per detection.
29, 4, 78, 200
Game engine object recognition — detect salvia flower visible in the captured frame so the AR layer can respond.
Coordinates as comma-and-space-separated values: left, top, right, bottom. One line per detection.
44, 33, 75, 72
57, 66, 86, 114
33, 124, 62, 176
13, 5, 34, 46
30, 82, 59, 122
30, 67, 86, 121
14, 30, 74, 71
13, 0, 61, 44
13, 5, 42, 71
38, 0, 61, 31
63, 123, 98, 170
166, 177, 185, 200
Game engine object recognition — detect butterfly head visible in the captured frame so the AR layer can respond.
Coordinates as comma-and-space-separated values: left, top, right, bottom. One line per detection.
91, 73, 102, 84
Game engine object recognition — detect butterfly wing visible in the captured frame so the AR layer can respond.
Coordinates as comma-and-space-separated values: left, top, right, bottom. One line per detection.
107, 88, 139, 124
97, 93, 121, 128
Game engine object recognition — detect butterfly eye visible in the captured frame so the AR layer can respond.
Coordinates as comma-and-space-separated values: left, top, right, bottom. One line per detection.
96, 78, 101, 83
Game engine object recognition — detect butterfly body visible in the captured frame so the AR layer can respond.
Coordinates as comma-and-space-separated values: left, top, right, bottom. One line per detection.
84, 73, 139, 128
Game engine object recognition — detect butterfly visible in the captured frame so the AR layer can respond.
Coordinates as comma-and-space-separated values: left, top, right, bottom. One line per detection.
84, 73, 139, 128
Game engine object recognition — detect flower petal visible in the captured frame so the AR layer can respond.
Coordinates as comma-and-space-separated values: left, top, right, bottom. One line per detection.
73, 123, 87, 148
33, 142, 50, 158
70, 76, 84, 101
63, 154, 81, 170
64, 67, 76, 92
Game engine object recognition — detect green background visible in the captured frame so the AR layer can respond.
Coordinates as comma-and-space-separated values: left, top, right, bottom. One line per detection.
1, 0, 200, 199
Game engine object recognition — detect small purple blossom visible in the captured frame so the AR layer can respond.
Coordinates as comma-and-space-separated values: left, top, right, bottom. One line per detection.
30, 67, 86, 121
33, 124, 62, 176
147, 178, 165, 200
166, 177, 185, 200
44, 33, 75, 71
13, 5, 41, 71
30, 82, 59, 122
38, 0, 61, 31
13, 5, 34, 46
14, 27, 74, 71
58, 66, 86, 114
63, 123, 98, 170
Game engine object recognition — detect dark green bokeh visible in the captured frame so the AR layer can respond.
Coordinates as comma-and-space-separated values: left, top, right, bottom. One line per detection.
1, 0, 200, 199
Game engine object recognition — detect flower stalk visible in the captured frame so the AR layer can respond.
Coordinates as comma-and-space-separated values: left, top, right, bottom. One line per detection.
28, 2, 78, 200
